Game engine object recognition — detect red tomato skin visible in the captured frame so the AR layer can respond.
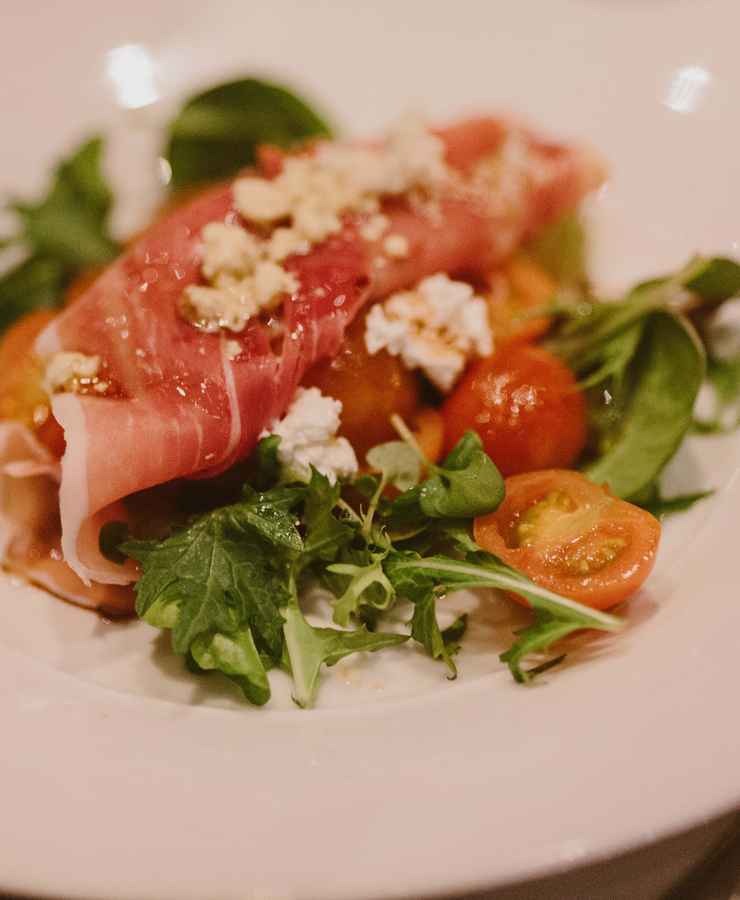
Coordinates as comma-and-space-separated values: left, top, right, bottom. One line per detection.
474, 470, 661, 610
442, 344, 587, 476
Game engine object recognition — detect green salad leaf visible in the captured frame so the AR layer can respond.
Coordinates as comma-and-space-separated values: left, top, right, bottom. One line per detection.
0, 136, 119, 334
583, 312, 705, 500
419, 431, 505, 518
547, 255, 740, 500
10, 137, 119, 269
114, 426, 623, 707
525, 212, 587, 287
165, 78, 333, 189
642, 489, 714, 519
283, 598, 406, 708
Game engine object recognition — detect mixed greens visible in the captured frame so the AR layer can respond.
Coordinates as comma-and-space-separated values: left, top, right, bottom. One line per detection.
106, 425, 620, 707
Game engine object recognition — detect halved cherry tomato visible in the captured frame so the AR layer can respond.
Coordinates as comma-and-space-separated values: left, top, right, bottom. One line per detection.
442, 342, 586, 476
0, 310, 65, 456
474, 470, 661, 610
487, 254, 555, 345
302, 312, 421, 461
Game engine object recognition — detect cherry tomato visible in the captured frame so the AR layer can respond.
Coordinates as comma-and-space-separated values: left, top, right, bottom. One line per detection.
474, 469, 661, 609
302, 312, 421, 461
0, 310, 65, 456
442, 343, 586, 476
413, 407, 444, 464
487, 255, 555, 345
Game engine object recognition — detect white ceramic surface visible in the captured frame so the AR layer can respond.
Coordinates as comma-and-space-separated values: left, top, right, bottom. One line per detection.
2, 2, 740, 898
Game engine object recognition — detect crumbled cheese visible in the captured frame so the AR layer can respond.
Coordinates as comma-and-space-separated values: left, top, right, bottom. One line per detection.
233, 177, 291, 224
233, 113, 449, 252
200, 222, 259, 280
383, 233, 409, 259
364, 274, 493, 392
186, 114, 450, 334
260, 386, 358, 484
359, 213, 389, 242
44, 352, 102, 394
224, 339, 242, 361
268, 227, 311, 262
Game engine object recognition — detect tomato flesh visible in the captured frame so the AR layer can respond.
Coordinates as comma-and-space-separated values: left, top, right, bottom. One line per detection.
442, 343, 587, 476
0, 310, 65, 457
474, 470, 661, 610
487, 255, 554, 345
302, 311, 421, 461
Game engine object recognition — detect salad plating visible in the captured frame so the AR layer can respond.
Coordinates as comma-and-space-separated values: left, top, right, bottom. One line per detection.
1, 77, 739, 707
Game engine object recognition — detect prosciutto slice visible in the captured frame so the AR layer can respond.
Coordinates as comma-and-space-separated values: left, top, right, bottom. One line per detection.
35, 117, 604, 586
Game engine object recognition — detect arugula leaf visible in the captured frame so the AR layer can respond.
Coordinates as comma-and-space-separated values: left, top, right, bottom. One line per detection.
300, 468, 354, 568
282, 598, 407, 708
190, 628, 271, 705
385, 548, 621, 681
419, 431, 505, 518
165, 78, 333, 189
409, 591, 462, 677
499, 611, 582, 683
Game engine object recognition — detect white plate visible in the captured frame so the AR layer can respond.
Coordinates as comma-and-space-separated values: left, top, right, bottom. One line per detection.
2, 2, 740, 898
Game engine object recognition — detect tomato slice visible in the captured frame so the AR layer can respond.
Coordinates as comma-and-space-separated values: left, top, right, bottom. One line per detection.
474, 470, 661, 610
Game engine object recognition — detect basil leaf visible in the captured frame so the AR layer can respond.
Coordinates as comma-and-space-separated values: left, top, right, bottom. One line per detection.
419, 431, 504, 518
165, 78, 333, 189
584, 312, 705, 500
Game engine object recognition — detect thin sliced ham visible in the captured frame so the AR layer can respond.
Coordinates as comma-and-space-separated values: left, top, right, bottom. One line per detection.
35, 117, 604, 587
0, 421, 134, 614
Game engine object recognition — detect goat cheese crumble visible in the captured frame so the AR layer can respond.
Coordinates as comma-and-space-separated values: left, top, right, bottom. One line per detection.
181, 223, 298, 333
261, 387, 358, 484
183, 115, 449, 334
44, 352, 108, 395
364, 274, 493, 391
233, 114, 448, 250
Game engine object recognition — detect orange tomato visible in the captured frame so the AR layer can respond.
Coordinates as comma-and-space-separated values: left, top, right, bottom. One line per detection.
442, 343, 586, 477
412, 407, 444, 464
302, 312, 421, 462
474, 469, 661, 610
0, 310, 65, 456
487, 254, 555, 345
